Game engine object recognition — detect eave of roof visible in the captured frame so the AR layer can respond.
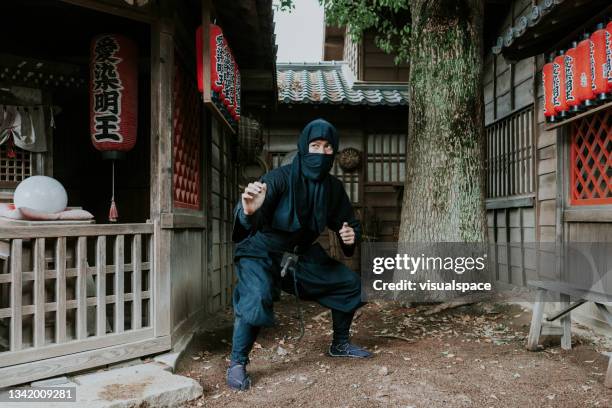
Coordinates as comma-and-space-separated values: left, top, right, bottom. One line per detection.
277, 61, 409, 106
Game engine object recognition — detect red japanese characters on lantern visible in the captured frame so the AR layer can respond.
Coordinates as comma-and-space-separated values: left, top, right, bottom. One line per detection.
553, 50, 569, 117
576, 33, 596, 107
543, 55, 556, 122
90, 34, 138, 157
590, 23, 612, 100
565, 42, 581, 112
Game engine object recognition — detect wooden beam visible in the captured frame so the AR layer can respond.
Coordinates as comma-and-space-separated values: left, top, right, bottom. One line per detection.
0, 335, 170, 388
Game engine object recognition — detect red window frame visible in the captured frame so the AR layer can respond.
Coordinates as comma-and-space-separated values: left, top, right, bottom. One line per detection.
569, 107, 612, 206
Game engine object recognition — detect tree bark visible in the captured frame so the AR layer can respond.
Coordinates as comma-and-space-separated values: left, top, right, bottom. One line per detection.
400, 0, 487, 243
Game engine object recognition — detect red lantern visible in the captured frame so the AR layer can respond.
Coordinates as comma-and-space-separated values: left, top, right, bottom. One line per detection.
90, 34, 138, 157
553, 51, 569, 117
606, 22, 612, 89
591, 23, 612, 100
90, 34, 138, 222
542, 55, 556, 122
576, 33, 596, 107
565, 42, 581, 112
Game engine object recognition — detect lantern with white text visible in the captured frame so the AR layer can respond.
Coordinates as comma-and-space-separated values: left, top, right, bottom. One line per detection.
565, 42, 581, 113
90, 34, 139, 221
543, 54, 556, 122
576, 33, 596, 107
591, 23, 612, 101
553, 50, 569, 117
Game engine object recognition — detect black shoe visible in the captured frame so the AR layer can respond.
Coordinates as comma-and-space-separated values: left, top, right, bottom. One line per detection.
226, 360, 251, 391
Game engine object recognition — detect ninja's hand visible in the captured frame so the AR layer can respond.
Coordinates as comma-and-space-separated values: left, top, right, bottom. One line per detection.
339, 222, 355, 245
242, 182, 267, 215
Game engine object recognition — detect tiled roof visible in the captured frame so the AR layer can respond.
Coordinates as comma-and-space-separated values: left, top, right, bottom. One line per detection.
277, 62, 409, 106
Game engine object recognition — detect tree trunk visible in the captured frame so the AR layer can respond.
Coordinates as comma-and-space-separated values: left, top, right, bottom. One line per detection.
399, 0, 487, 243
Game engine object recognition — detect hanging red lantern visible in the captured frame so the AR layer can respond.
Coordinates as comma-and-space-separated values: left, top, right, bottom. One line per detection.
90, 34, 138, 222
553, 50, 569, 117
90, 34, 138, 157
565, 42, 581, 113
606, 22, 612, 89
543, 54, 556, 122
590, 23, 612, 100
576, 33, 596, 107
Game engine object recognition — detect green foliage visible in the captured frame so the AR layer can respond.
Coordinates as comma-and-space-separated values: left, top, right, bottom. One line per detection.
276, 0, 411, 64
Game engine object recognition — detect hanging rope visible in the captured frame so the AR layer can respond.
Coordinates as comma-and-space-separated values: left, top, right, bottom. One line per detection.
108, 160, 118, 222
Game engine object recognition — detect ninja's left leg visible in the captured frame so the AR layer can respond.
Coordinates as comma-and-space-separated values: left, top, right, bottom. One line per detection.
328, 308, 372, 358
331, 308, 354, 345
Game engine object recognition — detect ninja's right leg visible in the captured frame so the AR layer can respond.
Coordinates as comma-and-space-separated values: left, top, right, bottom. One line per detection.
230, 317, 261, 365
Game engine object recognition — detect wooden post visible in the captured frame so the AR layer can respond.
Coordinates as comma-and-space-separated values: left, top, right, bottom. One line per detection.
560, 293, 572, 350
10, 239, 22, 351
527, 288, 545, 351
76, 236, 87, 340
34, 238, 46, 347
114, 235, 125, 333
150, 0, 174, 338
56, 237, 67, 343
132, 234, 142, 329
96, 236, 106, 336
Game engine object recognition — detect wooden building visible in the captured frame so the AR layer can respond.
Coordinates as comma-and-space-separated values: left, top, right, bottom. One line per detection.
483, 0, 612, 334
0, 0, 276, 387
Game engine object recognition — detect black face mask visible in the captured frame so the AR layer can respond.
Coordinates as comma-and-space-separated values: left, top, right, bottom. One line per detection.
301, 152, 335, 181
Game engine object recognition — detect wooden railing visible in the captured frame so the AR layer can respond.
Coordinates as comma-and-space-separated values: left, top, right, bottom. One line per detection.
0, 223, 155, 370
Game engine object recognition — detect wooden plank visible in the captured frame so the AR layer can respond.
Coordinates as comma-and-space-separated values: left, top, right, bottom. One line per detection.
132, 234, 142, 330
96, 236, 107, 337
485, 196, 534, 210
546, 100, 612, 131
0, 223, 153, 239
10, 239, 22, 351
563, 209, 612, 223
0, 292, 151, 319
33, 238, 45, 348
56, 237, 67, 343
160, 212, 206, 229
526, 288, 545, 351
560, 293, 572, 350
528, 280, 612, 304
0, 335, 171, 388
76, 236, 87, 340
0, 262, 152, 284
0, 327, 155, 368
115, 235, 125, 333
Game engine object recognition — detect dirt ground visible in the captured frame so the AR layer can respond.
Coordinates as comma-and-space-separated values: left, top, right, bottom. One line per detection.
176, 295, 612, 408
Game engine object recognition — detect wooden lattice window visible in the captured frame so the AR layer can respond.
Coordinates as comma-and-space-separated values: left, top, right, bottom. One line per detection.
486, 106, 535, 199
331, 161, 359, 204
367, 133, 407, 183
570, 108, 612, 206
0, 144, 32, 187
172, 53, 202, 210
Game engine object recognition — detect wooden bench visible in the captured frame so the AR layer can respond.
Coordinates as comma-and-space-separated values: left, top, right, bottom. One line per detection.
526, 280, 612, 388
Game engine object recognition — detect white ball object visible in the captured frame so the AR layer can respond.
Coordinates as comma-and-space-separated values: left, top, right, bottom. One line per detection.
14, 176, 68, 213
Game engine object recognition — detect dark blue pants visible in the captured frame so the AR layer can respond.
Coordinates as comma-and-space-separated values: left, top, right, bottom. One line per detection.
230, 250, 363, 364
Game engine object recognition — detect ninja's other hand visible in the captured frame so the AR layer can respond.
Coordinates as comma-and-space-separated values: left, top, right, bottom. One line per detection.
339, 222, 355, 245
242, 182, 267, 215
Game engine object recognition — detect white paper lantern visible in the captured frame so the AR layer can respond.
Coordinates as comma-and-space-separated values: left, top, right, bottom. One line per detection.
14, 176, 68, 213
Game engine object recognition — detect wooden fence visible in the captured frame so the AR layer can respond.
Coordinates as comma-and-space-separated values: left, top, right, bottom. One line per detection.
0, 223, 169, 387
